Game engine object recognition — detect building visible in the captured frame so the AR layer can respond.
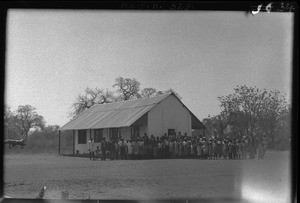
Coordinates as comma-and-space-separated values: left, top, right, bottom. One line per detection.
59, 93, 206, 154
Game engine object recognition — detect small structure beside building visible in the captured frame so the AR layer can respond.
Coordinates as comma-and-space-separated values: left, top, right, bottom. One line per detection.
59, 93, 206, 154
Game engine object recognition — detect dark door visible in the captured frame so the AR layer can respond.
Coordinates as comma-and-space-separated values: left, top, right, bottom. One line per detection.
168, 129, 175, 136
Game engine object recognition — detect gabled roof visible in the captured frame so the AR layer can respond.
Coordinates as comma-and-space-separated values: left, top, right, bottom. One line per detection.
60, 93, 206, 131
60, 93, 171, 130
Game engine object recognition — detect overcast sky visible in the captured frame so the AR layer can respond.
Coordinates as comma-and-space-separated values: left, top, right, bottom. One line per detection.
5, 10, 293, 126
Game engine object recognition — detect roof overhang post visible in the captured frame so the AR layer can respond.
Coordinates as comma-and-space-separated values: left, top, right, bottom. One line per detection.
58, 130, 61, 155
73, 130, 75, 156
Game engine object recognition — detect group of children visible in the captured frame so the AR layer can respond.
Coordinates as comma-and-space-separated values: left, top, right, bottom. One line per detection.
88, 132, 267, 161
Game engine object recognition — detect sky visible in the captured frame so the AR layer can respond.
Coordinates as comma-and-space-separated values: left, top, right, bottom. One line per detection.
5, 10, 294, 126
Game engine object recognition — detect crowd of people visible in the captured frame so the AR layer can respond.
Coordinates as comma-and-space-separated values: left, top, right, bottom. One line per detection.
87, 132, 267, 161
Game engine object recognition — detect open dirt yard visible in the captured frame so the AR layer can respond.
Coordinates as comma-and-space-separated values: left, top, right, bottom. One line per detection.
4, 151, 291, 202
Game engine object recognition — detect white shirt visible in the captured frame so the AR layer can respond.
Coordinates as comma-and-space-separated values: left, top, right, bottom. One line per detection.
138, 141, 144, 147
88, 140, 95, 152
127, 142, 133, 154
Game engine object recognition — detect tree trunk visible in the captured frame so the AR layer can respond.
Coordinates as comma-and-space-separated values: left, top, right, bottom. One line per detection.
249, 136, 255, 159
22, 134, 28, 149
269, 131, 275, 149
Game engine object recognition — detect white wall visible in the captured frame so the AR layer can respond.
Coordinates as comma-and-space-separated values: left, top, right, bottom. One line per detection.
140, 125, 148, 137
148, 95, 192, 137
75, 129, 110, 154
120, 127, 131, 141
74, 129, 90, 154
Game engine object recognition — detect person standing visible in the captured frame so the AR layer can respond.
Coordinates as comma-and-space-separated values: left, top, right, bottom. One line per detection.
174, 140, 179, 158
257, 137, 264, 159
190, 140, 195, 159
131, 139, 137, 159
223, 139, 228, 159
100, 138, 107, 161
95, 146, 100, 161
88, 138, 95, 160
149, 135, 155, 159
182, 139, 186, 158
115, 140, 120, 160
169, 138, 174, 158
187, 139, 191, 158
213, 140, 218, 159
143, 136, 149, 159
127, 140, 133, 159
208, 140, 213, 160
241, 139, 247, 159
138, 138, 144, 159
158, 138, 163, 159
165, 138, 170, 159
161, 138, 166, 159
178, 140, 183, 158
196, 141, 201, 159
133, 139, 139, 159
153, 137, 158, 159
109, 140, 115, 160
228, 140, 233, 159
119, 139, 126, 160
203, 139, 209, 159
125, 140, 129, 159
262, 137, 267, 157
217, 139, 223, 159
178, 132, 182, 140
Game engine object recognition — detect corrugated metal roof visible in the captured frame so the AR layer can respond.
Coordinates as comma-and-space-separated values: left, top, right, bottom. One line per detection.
60, 93, 171, 130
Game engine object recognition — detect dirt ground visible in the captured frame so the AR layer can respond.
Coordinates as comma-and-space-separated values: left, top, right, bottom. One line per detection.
3, 151, 291, 202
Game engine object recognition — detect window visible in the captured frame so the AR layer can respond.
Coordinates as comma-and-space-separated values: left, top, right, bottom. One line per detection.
110, 128, 121, 141
78, 130, 87, 144
94, 129, 103, 143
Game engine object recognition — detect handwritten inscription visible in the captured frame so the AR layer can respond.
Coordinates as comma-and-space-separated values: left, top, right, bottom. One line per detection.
251, 2, 295, 15
169, 2, 192, 10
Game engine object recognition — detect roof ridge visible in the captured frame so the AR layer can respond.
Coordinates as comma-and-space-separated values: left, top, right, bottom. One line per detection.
86, 103, 158, 113
92, 92, 171, 107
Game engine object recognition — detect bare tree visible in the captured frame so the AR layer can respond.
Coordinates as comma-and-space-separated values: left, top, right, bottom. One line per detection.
43, 125, 60, 133
155, 90, 165, 96
141, 87, 157, 98
70, 78, 182, 120
155, 88, 182, 100
70, 88, 115, 118
165, 88, 182, 100
113, 77, 141, 100
14, 105, 45, 142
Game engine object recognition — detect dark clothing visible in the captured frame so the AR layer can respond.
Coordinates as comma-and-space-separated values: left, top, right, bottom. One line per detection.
89, 151, 95, 160
108, 141, 115, 160
232, 144, 236, 159
120, 144, 126, 160
101, 149, 106, 160
101, 140, 107, 160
